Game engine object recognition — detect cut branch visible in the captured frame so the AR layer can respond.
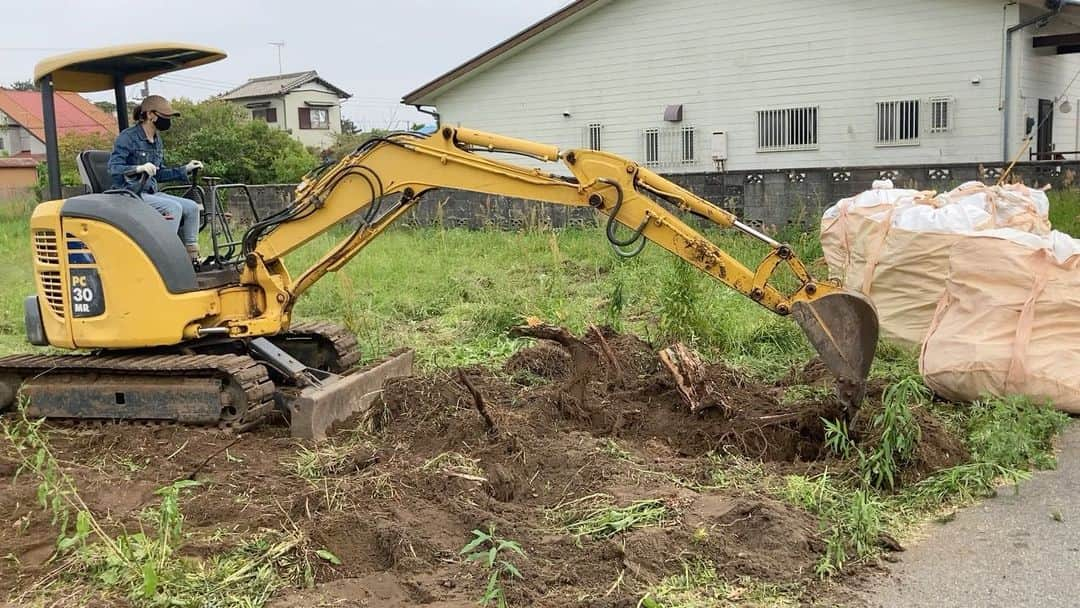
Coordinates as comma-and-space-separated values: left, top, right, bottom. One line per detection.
589, 324, 623, 378
458, 369, 497, 435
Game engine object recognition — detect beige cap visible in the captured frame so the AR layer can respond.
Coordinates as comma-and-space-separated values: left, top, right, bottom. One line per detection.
140, 95, 179, 117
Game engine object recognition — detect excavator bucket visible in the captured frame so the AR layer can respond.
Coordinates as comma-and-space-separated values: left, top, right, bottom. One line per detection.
286, 349, 415, 440
791, 291, 879, 413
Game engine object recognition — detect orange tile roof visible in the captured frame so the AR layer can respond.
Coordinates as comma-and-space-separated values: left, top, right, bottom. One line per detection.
0, 88, 118, 144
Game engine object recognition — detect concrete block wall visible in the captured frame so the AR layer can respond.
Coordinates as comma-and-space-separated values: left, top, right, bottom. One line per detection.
54, 160, 1080, 230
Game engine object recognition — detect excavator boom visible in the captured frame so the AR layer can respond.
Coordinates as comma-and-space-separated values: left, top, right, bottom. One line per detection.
239, 126, 879, 412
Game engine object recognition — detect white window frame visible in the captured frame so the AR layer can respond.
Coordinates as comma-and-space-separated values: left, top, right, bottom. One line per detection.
756, 106, 819, 152
929, 96, 953, 133
680, 126, 696, 163
876, 99, 921, 146
586, 123, 603, 151
643, 128, 660, 166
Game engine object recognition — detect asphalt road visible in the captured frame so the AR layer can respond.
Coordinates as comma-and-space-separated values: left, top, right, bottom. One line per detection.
862, 423, 1080, 608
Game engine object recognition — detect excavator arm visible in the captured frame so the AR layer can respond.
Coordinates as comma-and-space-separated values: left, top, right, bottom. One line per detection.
238, 126, 878, 411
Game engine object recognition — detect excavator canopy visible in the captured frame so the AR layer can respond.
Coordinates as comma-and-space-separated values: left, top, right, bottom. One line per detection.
33, 43, 227, 93
33, 42, 227, 199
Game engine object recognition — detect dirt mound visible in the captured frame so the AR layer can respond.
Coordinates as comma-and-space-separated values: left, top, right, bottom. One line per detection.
504, 342, 570, 381
0, 329, 968, 607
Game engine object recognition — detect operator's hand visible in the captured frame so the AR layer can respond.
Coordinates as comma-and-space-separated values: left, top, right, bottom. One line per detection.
185, 160, 204, 174
135, 162, 157, 177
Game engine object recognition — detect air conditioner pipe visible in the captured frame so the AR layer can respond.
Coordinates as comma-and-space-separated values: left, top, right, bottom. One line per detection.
1003, 3, 1068, 161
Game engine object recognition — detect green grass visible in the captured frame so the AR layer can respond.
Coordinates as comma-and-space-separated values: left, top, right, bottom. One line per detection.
639, 560, 801, 608
0, 211, 817, 376
548, 494, 671, 539
1048, 190, 1080, 236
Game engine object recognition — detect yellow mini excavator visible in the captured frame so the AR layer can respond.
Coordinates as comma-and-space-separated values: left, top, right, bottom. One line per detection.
0, 44, 879, 439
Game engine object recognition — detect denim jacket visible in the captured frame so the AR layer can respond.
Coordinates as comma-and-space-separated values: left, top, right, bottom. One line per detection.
107, 125, 188, 193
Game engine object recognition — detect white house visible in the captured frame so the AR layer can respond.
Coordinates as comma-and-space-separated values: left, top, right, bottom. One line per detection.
404, 0, 1080, 172
221, 71, 351, 150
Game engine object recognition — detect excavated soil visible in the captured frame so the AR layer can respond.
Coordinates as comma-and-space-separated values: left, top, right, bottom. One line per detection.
0, 330, 967, 607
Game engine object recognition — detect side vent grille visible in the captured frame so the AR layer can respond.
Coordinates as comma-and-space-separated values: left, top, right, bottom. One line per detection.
39, 271, 64, 316
33, 230, 59, 265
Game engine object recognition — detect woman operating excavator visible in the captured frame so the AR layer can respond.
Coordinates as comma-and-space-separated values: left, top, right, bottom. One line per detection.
107, 94, 204, 263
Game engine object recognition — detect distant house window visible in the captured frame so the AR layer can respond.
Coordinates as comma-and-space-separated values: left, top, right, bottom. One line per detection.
643, 129, 660, 166
587, 123, 603, 151
876, 99, 920, 146
680, 126, 696, 163
252, 107, 277, 123
929, 97, 953, 133
299, 107, 330, 130
756, 106, 819, 152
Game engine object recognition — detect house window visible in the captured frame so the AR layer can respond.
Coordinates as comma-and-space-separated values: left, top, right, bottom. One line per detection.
756, 106, 819, 152
929, 97, 953, 133
299, 107, 330, 130
876, 99, 920, 145
680, 126, 696, 163
643, 129, 660, 166
587, 123, 603, 151
252, 107, 278, 123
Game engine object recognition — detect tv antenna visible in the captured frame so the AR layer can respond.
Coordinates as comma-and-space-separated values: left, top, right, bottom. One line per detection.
268, 41, 285, 74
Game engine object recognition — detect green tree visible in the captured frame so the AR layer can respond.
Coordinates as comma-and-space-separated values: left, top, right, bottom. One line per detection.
9, 80, 37, 91
93, 100, 117, 115
163, 98, 318, 183
325, 128, 390, 162
58, 131, 115, 186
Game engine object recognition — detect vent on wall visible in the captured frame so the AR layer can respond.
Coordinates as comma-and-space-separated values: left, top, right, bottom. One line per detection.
664, 104, 684, 122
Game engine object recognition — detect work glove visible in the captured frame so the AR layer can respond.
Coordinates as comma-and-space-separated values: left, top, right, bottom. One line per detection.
135, 162, 157, 177
185, 160, 204, 174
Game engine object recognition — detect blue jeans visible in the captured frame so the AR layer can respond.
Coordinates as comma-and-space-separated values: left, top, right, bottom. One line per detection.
141, 192, 200, 246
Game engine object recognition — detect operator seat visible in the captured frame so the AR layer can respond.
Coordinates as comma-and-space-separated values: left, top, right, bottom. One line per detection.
75, 150, 112, 194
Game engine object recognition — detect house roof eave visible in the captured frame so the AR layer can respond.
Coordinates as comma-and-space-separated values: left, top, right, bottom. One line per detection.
401, 0, 606, 105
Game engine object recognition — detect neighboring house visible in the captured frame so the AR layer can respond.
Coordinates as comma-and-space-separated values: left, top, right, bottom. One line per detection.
221, 71, 351, 149
0, 156, 40, 198
0, 88, 117, 157
404, 0, 1080, 172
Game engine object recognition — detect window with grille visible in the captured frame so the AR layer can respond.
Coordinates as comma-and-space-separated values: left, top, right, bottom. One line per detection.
643, 129, 660, 165
587, 123, 603, 151
680, 127, 696, 163
929, 97, 952, 133
876, 100, 920, 145
756, 106, 818, 152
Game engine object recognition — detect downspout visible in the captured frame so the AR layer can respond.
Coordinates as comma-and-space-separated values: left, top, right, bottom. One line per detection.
413, 105, 440, 128
1003, 1, 1071, 161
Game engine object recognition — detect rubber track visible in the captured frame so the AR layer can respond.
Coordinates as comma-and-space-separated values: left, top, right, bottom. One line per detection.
282, 320, 362, 371
0, 353, 276, 431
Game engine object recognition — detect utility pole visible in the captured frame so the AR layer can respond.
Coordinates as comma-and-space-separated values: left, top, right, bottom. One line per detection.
269, 42, 285, 74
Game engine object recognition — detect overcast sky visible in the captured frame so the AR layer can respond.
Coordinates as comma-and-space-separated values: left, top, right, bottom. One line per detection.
1, 0, 569, 130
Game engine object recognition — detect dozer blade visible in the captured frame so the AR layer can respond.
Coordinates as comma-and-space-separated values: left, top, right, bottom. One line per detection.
791, 290, 879, 414
286, 349, 414, 441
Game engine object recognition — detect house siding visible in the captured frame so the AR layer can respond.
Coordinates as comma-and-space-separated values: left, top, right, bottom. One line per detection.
1016, 4, 1080, 157
283, 84, 343, 150
227, 82, 344, 150
426, 0, 1078, 171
